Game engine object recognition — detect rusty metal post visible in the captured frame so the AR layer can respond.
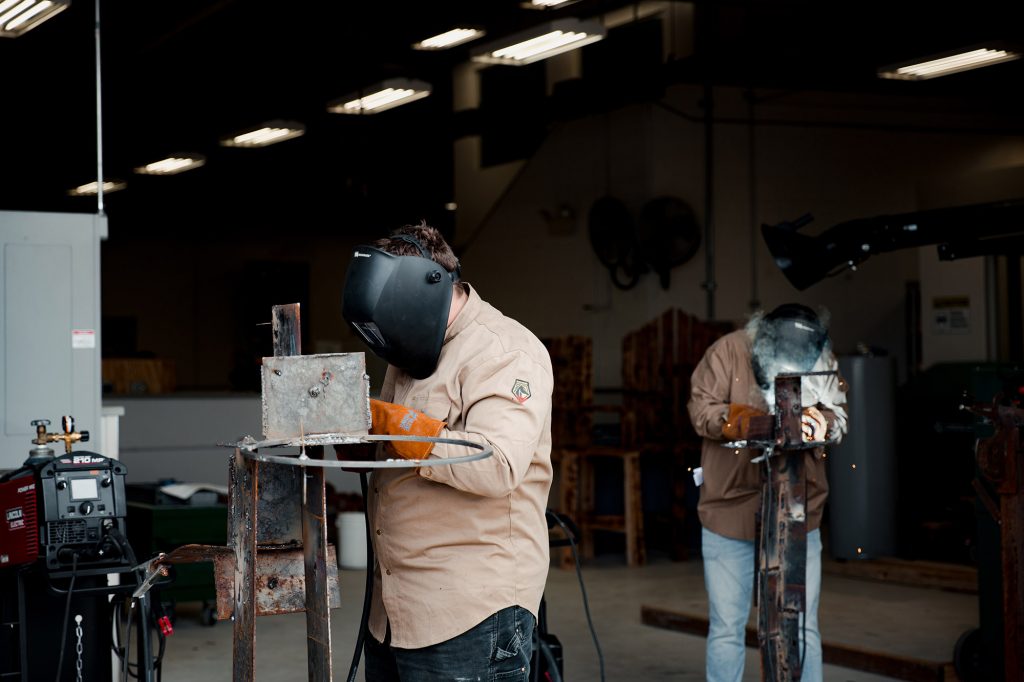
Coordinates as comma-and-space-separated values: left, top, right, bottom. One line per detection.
302, 446, 332, 680
230, 448, 258, 680
757, 374, 808, 681
272, 303, 333, 681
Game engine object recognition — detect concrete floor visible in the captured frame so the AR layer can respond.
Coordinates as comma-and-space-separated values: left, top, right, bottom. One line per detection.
155, 556, 977, 681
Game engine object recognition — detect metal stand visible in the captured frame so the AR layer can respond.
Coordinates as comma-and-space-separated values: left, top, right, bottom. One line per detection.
726, 371, 838, 682
154, 303, 492, 682
961, 397, 1024, 682
756, 374, 807, 681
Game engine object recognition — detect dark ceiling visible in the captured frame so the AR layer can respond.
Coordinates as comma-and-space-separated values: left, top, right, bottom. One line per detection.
1, 1, 1022, 239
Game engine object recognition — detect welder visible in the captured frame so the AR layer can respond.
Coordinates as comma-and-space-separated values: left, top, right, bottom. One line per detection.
688, 303, 849, 682
341, 221, 554, 681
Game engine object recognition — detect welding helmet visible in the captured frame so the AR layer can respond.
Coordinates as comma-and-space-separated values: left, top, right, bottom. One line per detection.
751, 303, 829, 390
341, 238, 459, 380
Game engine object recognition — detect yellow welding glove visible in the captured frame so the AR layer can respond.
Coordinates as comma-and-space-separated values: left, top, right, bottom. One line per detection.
721, 403, 768, 441
369, 399, 446, 460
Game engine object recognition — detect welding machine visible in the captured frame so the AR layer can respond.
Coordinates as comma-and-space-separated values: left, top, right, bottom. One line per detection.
0, 417, 129, 571
0, 417, 138, 682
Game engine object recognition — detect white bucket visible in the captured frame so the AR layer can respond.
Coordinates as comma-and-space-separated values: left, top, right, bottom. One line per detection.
337, 511, 368, 569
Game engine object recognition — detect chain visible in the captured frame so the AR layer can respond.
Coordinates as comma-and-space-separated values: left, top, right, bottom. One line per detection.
74, 614, 83, 682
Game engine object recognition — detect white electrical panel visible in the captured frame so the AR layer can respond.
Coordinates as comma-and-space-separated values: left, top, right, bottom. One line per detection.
0, 211, 106, 470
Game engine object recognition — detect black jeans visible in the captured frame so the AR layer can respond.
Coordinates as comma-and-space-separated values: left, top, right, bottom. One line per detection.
365, 606, 535, 682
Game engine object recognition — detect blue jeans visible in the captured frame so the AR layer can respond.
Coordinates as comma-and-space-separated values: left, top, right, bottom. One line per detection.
365, 606, 535, 681
702, 527, 822, 682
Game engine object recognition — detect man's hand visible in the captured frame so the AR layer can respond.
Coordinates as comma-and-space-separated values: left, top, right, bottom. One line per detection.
369, 399, 446, 460
722, 404, 768, 441
801, 406, 827, 442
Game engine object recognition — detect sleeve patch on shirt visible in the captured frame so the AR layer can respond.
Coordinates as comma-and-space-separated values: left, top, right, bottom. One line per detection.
511, 379, 531, 403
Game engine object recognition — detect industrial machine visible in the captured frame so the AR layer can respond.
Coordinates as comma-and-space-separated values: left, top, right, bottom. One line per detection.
0, 417, 166, 681
1, 417, 129, 572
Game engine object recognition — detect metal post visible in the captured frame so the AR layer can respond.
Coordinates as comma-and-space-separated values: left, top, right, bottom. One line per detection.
230, 448, 258, 680
272, 303, 333, 681
757, 375, 808, 681
94, 0, 104, 216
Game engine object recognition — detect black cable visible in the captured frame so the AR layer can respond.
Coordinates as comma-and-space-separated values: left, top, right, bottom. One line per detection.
124, 596, 134, 680
549, 513, 604, 682
539, 639, 563, 682
55, 552, 79, 682
346, 472, 374, 682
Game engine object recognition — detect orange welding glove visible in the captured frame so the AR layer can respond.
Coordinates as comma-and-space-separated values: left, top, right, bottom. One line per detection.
369, 399, 446, 460
721, 403, 768, 441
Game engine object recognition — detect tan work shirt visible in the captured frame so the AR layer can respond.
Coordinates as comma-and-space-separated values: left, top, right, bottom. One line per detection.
688, 328, 848, 541
368, 284, 554, 649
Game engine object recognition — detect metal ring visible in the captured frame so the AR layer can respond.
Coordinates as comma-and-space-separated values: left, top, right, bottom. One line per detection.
225, 434, 493, 469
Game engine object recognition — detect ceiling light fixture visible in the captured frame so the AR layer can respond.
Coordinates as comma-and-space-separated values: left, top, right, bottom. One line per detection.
471, 18, 605, 65
413, 28, 484, 50
0, 0, 68, 38
525, 0, 580, 8
134, 154, 206, 176
878, 47, 1021, 81
68, 180, 126, 197
327, 78, 432, 115
220, 121, 305, 148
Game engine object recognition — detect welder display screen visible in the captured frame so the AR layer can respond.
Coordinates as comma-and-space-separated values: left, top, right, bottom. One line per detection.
70, 478, 98, 500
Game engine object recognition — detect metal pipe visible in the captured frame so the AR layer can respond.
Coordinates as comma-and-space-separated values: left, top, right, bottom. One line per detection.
703, 82, 716, 320
748, 90, 760, 311
94, 0, 104, 215
698, 2, 716, 320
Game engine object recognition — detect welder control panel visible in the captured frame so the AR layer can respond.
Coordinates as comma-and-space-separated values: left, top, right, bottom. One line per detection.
37, 452, 128, 568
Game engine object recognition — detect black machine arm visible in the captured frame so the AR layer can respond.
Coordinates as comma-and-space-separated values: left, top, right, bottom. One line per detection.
763, 199, 1024, 290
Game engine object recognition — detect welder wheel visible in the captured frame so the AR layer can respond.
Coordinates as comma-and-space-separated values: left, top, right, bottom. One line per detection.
200, 602, 218, 627
953, 627, 982, 681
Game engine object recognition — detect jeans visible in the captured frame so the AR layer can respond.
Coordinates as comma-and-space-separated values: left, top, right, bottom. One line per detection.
365, 605, 535, 682
702, 527, 822, 682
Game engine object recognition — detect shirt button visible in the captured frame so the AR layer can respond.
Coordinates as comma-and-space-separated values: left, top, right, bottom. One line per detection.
385, 569, 392, 575
423, 469, 432, 478
376, 529, 382, 535
374, 487, 379, 493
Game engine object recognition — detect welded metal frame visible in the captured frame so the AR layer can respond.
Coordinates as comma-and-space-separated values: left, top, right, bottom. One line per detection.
213, 303, 492, 681
723, 370, 839, 682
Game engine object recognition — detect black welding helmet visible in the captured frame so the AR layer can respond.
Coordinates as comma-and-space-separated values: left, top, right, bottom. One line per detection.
751, 303, 829, 390
341, 238, 458, 380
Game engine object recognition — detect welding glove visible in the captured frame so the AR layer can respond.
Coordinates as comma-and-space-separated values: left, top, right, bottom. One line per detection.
801, 406, 828, 442
369, 399, 446, 460
721, 403, 768, 441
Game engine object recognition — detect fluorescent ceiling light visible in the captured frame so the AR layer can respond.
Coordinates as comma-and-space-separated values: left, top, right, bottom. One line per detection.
413, 28, 484, 50
68, 180, 126, 197
0, 0, 68, 38
221, 121, 305, 148
525, 0, 580, 7
878, 47, 1021, 81
327, 78, 432, 115
471, 18, 605, 65
134, 154, 206, 176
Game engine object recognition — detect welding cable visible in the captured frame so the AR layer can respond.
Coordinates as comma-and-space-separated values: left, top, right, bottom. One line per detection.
54, 552, 79, 682
549, 512, 604, 682
346, 472, 374, 682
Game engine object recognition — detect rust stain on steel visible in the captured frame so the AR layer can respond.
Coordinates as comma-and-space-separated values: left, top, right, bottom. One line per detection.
230, 448, 258, 681
210, 545, 341, 620
302, 445, 333, 681
228, 462, 304, 546
272, 303, 301, 357
757, 375, 807, 681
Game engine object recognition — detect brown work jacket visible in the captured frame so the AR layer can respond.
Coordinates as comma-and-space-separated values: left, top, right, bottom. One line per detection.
367, 284, 554, 649
688, 328, 849, 542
